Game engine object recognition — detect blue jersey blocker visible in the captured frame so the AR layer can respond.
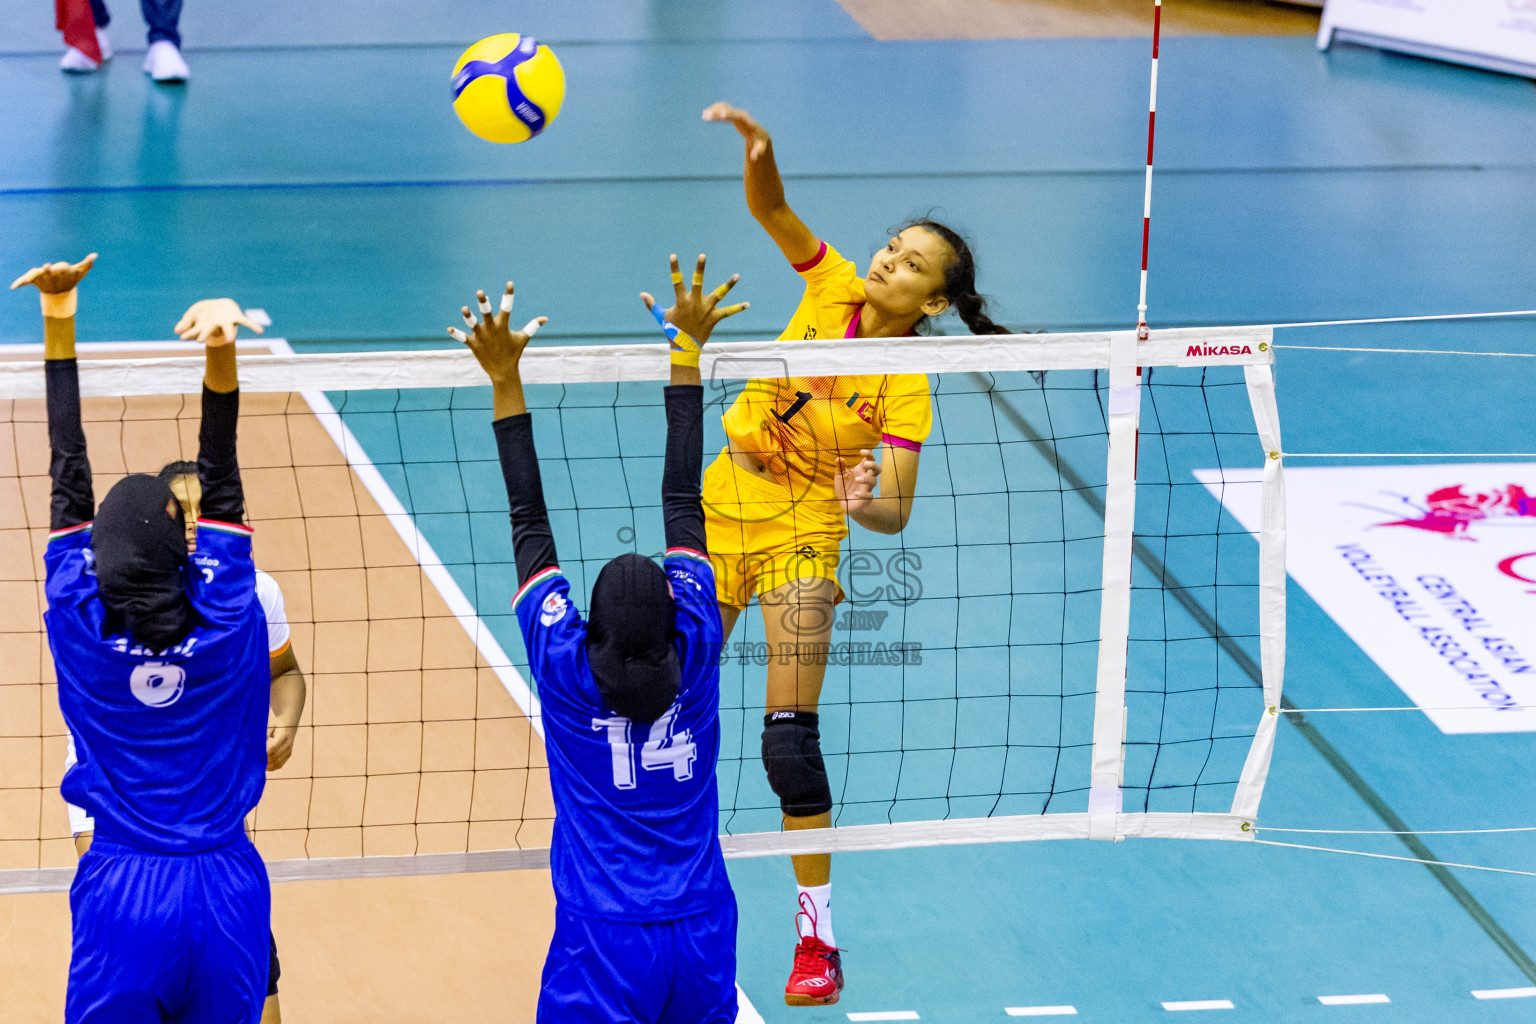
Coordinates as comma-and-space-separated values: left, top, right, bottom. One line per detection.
49, 521, 272, 1023
515, 550, 737, 1023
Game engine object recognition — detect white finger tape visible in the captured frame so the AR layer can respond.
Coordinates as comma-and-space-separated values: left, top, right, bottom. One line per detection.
477, 296, 493, 315
462, 311, 477, 328
521, 318, 543, 339
448, 328, 469, 343
500, 292, 514, 314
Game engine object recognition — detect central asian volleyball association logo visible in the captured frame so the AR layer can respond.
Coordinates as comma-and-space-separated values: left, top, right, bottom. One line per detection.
129, 661, 186, 707
1370, 483, 1536, 539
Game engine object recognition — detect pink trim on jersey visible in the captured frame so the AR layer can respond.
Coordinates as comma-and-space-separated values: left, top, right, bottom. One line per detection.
48, 521, 92, 540
881, 433, 922, 452
842, 307, 918, 340
791, 241, 829, 273
665, 547, 711, 565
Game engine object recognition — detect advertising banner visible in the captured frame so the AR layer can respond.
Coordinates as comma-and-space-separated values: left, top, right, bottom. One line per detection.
1320, 0, 1536, 78
1200, 464, 1536, 733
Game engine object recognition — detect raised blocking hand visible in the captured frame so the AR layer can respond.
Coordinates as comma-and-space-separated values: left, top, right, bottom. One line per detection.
449, 281, 548, 384
10, 253, 98, 296
175, 299, 263, 347
640, 253, 747, 352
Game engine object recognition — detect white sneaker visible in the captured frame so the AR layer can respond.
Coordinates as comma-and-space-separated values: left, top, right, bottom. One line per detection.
143, 40, 189, 83
59, 28, 111, 73
60, 46, 100, 73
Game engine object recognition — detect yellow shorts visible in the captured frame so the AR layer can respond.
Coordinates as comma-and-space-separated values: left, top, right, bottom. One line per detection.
702, 451, 846, 609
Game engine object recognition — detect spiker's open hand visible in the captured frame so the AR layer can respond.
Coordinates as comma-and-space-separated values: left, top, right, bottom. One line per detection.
702, 102, 771, 161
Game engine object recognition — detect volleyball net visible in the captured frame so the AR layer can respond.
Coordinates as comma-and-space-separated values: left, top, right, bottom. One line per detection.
0, 326, 1283, 890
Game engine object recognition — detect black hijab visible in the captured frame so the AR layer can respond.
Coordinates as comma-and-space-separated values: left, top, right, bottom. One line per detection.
92, 474, 193, 651
585, 553, 680, 722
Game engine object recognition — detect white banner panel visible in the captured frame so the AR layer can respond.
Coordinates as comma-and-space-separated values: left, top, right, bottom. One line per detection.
1199, 464, 1536, 734
1320, 0, 1536, 79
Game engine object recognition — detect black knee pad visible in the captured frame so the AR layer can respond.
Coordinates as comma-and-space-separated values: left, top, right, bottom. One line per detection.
762, 711, 832, 817
268, 930, 280, 998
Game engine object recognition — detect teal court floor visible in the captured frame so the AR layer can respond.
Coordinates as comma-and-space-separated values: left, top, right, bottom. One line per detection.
4, 2, 1536, 1020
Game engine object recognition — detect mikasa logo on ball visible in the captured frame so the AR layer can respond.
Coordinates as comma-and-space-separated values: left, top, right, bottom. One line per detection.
130, 661, 186, 707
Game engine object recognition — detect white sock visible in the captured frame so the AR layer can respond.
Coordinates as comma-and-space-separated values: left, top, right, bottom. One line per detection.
797, 883, 835, 947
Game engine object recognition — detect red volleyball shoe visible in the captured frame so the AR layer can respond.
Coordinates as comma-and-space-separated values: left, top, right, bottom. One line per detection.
784, 894, 844, 1006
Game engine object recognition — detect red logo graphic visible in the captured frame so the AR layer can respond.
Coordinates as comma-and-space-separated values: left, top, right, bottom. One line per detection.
1376, 484, 1536, 538
1498, 552, 1536, 586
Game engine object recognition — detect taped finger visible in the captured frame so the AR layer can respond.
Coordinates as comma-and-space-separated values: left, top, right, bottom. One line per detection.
708, 274, 738, 302
500, 290, 514, 314
520, 317, 545, 339
462, 309, 477, 329
448, 327, 469, 343
477, 293, 493, 316
648, 301, 681, 343
717, 302, 750, 316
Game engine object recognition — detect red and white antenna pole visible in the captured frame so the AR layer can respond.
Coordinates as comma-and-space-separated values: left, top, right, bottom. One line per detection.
1137, 0, 1161, 341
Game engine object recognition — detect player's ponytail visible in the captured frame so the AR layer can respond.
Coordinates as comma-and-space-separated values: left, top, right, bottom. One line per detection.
901, 217, 1011, 337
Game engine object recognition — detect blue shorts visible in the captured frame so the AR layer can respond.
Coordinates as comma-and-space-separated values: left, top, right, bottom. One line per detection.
537, 899, 738, 1024
67, 836, 270, 1024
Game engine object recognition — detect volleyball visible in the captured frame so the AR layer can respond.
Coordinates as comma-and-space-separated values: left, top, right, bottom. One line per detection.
450, 33, 565, 144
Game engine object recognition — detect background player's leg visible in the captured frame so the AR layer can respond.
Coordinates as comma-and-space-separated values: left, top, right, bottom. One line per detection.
760, 576, 838, 887
260, 932, 281, 1023
717, 602, 741, 640
179, 840, 270, 1024
759, 575, 843, 1001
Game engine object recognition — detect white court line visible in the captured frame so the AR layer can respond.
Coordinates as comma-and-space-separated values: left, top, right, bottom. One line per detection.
1318, 994, 1389, 1006
1473, 987, 1536, 1000
1006, 1006, 1078, 1016
279, 337, 544, 737
847, 1013, 921, 1022
735, 985, 765, 1024
1162, 1000, 1235, 1011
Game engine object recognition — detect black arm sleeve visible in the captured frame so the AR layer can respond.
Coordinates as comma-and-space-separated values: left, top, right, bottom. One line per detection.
197, 386, 244, 524
46, 359, 94, 532
661, 384, 706, 554
493, 413, 558, 587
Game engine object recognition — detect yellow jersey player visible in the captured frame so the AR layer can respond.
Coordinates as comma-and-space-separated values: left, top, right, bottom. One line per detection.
701, 102, 1012, 1005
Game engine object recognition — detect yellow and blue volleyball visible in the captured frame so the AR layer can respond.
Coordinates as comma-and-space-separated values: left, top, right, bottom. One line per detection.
451, 34, 565, 144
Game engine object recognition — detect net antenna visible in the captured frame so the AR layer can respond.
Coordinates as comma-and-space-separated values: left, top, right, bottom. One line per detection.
1136, 0, 1161, 343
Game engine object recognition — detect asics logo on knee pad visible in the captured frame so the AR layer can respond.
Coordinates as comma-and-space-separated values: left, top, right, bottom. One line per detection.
761, 711, 833, 817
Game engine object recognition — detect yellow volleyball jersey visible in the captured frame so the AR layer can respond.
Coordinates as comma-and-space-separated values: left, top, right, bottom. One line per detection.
720, 241, 934, 500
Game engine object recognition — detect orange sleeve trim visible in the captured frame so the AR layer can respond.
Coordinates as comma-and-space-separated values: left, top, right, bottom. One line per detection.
268, 640, 292, 660
791, 241, 828, 273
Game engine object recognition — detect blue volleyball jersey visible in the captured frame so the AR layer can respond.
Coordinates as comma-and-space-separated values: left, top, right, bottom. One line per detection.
46, 519, 271, 855
513, 548, 731, 921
